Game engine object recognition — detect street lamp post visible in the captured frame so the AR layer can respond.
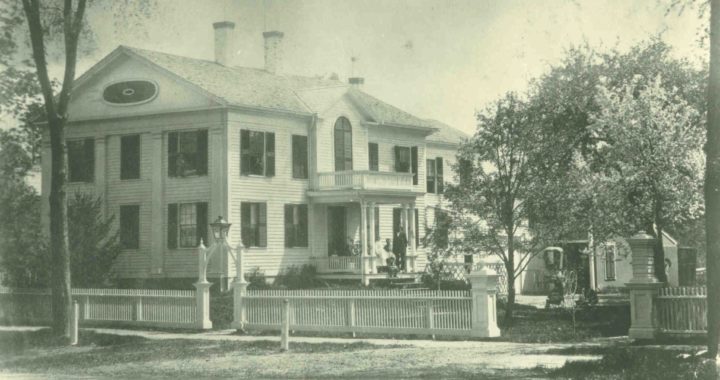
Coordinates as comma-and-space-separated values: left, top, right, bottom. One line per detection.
208, 216, 248, 331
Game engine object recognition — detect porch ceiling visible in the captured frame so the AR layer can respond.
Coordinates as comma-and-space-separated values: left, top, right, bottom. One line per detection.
307, 189, 424, 204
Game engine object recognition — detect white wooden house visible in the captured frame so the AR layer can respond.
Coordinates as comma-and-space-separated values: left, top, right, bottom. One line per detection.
41, 22, 467, 285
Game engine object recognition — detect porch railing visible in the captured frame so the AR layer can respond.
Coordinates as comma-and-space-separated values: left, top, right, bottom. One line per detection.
311, 256, 363, 273
315, 171, 413, 191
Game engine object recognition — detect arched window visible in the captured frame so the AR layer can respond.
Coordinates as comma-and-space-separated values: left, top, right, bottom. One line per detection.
334, 117, 353, 171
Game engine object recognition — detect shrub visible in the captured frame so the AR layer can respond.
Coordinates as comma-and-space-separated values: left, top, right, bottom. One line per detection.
273, 265, 322, 289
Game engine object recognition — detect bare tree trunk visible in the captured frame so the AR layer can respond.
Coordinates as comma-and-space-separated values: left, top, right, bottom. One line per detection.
22, 0, 87, 339
504, 232, 515, 324
707, 0, 720, 359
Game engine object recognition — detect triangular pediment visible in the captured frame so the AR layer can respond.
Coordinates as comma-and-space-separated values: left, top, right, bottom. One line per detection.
68, 47, 222, 122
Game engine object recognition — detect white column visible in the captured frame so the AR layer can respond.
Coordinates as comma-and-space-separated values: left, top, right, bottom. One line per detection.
150, 131, 164, 275
407, 202, 416, 273
368, 202, 376, 274
360, 201, 369, 286
402, 203, 409, 272
94, 136, 107, 214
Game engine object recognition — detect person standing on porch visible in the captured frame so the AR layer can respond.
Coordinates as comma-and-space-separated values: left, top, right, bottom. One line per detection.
394, 230, 408, 270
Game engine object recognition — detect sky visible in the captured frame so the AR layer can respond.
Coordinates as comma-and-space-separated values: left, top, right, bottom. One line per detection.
30, 0, 713, 135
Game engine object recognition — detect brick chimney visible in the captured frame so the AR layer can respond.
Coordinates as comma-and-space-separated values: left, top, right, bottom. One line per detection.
263, 31, 284, 74
213, 21, 235, 66
348, 77, 364, 88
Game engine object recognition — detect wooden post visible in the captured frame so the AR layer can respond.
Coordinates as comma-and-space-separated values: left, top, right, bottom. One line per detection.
426, 300, 435, 340
232, 243, 248, 331
368, 202, 376, 274
360, 201, 369, 286
626, 231, 663, 340
194, 281, 213, 329
70, 300, 79, 345
281, 299, 290, 351
407, 202, 416, 273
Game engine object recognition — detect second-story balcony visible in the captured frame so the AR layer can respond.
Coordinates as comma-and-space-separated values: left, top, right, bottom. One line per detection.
314, 170, 413, 192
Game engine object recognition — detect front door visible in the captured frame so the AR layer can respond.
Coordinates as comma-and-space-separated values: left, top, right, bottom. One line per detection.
327, 206, 347, 256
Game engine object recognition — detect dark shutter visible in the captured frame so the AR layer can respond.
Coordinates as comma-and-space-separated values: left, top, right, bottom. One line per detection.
167, 203, 178, 249
196, 130, 208, 176
411, 146, 418, 185
196, 202, 208, 246
334, 128, 344, 171
374, 206, 380, 238
121, 135, 141, 180
240, 130, 250, 175
265, 132, 275, 177
241, 203, 251, 246
436, 157, 444, 193
299, 204, 308, 247
368, 143, 378, 171
168, 132, 178, 177
259, 203, 267, 247
120, 205, 140, 249
292, 135, 308, 179
284, 205, 294, 248
394, 146, 401, 172
83, 138, 95, 182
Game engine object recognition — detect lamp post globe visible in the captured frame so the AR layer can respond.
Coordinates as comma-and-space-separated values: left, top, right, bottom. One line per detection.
210, 216, 231, 241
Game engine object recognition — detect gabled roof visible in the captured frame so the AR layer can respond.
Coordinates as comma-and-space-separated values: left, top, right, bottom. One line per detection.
424, 119, 470, 145
86, 46, 439, 130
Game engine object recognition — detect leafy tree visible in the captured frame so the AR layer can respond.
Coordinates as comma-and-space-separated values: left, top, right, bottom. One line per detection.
67, 193, 120, 288
0, 0, 155, 339
589, 77, 705, 282
445, 93, 566, 323
525, 40, 707, 281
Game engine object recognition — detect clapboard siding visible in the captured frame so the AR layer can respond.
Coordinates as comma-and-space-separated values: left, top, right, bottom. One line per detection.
226, 110, 312, 276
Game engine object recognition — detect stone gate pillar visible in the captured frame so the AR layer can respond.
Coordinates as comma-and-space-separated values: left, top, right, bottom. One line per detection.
626, 231, 662, 339
468, 265, 501, 338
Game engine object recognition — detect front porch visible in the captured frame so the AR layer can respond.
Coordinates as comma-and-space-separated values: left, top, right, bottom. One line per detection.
308, 170, 424, 285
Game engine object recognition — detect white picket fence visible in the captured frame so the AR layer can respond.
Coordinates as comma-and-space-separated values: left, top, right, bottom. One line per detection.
0, 287, 197, 329
242, 289, 473, 336
655, 286, 707, 335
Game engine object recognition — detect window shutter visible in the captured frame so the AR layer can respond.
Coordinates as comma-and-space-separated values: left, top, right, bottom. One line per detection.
259, 203, 267, 247
299, 204, 308, 247
196, 202, 208, 246
240, 130, 250, 175
394, 146, 401, 172
334, 129, 344, 171
265, 132, 275, 177
241, 203, 250, 247
121, 135, 141, 180
411, 146, 418, 185
167, 203, 178, 249
168, 132, 178, 177
368, 143, 378, 171
436, 157, 444, 193
196, 130, 208, 175
83, 138, 95, 182
374, 206, 380, 239
284, 205, 294, 248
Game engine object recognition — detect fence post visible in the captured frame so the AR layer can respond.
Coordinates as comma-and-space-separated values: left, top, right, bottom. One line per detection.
231, 244, 248, 331
346, 298, 357, 338
626, 231, 663, 340
134, 296, 143, 322
426, 300, 435, 339
83, 295, 90, 320
281, 298, 290, 351
193, 281, 213, 329
468, 265, 501, 338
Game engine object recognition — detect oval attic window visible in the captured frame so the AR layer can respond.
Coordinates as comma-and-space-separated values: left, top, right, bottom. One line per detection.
103, 80, 157, 104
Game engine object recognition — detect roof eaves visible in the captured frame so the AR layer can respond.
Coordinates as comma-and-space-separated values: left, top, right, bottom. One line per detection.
227, 103, 314, 119
363, 121, 439, 134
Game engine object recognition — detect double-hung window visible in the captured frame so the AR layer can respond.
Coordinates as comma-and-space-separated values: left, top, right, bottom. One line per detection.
119, 205, 140, 249
168, 130, 208, 177
426, 157, 444, 193
68, 138, 95, 183
241, 202, 267, 247
167, 202, 208, 249
292, 135, 308, 179
241, 130, 275, 176
394, 146, 418, 185
284, 204, 308, 247
121, 134, 141, 180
